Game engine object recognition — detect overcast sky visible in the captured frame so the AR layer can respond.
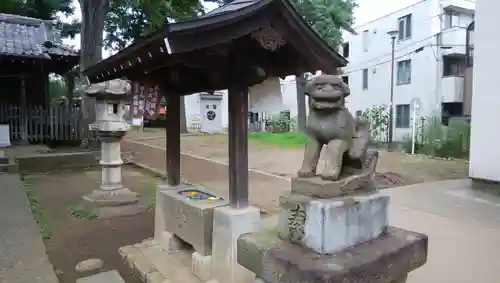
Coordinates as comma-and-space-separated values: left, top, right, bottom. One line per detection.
59, 0, 422, 58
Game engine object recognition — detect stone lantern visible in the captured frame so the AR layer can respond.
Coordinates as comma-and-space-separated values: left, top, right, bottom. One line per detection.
83, 79, 139, 206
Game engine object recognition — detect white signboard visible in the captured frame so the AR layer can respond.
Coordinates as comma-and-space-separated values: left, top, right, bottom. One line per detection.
0, 124, 10, 147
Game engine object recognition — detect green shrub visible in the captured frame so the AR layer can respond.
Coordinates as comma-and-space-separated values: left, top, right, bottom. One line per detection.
264, 110, 291, 133
361, 105, 389, 144
401, 116, 470, 159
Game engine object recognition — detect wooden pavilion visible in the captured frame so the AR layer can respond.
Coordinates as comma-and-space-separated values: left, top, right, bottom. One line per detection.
83, 0, 348, 207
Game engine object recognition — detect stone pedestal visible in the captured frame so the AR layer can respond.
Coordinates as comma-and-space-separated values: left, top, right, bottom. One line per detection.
237, 227, 427, 283
210, 206, 260, 283
278, 191, 389, 254
237, 174, 428, 283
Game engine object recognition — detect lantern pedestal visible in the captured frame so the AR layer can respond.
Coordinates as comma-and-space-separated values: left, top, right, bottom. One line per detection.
84, 131, 138, 206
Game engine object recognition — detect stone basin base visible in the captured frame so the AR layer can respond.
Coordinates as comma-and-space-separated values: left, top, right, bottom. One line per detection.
237, 226, 428, 283
156, 183, 229, 256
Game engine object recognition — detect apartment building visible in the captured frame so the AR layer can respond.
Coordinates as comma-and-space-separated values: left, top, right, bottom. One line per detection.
340, 0, 475, 141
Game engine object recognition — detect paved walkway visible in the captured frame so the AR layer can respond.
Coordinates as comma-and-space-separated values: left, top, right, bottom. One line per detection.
0, 174, 59, 283
124, 139, 500, 283
384, 179, 500, 283
122, 139, 290, 214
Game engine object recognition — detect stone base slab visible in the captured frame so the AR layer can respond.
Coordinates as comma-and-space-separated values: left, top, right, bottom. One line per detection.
118, 238, 202, 283
83, 187, 139, 206
76, 270, 126, 283
212, 206, 260, 283
278, 192, 389, 254
291, 174, 375, 198
192, 252, 212, 282
237, 226, 428, 283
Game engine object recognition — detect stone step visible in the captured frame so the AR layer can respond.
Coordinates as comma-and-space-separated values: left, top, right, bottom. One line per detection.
76, 270, 126, 283
119, 238, 202, 283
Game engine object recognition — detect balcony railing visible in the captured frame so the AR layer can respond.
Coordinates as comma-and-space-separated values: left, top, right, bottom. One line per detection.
442, 76, 464, 102
441, 27, 467, 55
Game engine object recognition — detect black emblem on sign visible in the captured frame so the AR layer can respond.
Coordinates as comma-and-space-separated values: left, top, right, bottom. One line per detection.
207, 110, 216, 121
212, 104, 217, 110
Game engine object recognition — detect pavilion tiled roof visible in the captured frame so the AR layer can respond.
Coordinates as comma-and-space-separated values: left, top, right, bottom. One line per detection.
0, 13, 78, 59
203, 0, 260, 16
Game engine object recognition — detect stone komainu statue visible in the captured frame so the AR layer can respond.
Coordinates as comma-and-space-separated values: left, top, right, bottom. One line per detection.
298, 74, 377, 181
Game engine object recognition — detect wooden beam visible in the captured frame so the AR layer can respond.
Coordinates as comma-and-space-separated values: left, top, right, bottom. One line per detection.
165, 90, 181, 186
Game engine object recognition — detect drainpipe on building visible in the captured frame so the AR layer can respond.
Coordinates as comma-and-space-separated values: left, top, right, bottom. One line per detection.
433, 1, 444, 119
435, 33, 443, 117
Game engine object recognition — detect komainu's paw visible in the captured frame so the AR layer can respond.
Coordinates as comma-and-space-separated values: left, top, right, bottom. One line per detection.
320, 169, 341, 181
297, 170, 316, 178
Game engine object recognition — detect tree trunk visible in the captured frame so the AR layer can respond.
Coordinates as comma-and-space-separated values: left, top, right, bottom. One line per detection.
296, 73, 307, 132
179, 96, 188, 133
78, 0, 106, 147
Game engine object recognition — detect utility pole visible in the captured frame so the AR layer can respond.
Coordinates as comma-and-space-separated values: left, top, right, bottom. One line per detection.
387, 29, 398, 150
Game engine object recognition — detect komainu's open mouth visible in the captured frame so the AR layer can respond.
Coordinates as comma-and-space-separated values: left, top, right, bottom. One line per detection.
311, 95, 342, 109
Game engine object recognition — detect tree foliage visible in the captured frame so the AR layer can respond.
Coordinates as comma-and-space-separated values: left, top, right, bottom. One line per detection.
104, 0, 221, 51
291, 0, 356, 47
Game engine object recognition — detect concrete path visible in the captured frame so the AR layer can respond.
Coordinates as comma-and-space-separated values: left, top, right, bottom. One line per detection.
123, 139, 500, 283
0, 174, 59, 283
384, 179, 500, 283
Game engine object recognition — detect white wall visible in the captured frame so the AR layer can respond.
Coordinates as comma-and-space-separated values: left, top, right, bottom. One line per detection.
468, 0, 500, 182
184, 92, 229, 128
341, 0, 473, 141
185, 76, 308, 128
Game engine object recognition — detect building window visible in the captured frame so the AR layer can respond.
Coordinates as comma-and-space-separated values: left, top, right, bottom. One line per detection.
444, 11, 459, 29
342, 76, 349, 85
362, 69, 368, 89
398, 14, 412, 41
443, 57, 465, 76
342, 42, 350, 58
396, 60, 411, 85
362, 30, 369, 52
396, 104, 410, 128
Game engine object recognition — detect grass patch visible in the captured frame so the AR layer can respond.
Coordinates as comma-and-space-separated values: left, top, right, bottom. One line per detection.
140, 183, 157, 206
69, 205, 98, 220
22, 180, 52, 241
248, 132, 307, 148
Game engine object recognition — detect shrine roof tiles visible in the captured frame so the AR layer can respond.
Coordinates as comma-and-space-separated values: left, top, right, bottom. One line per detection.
0, 13, 78, 59
204, 0, 260, 17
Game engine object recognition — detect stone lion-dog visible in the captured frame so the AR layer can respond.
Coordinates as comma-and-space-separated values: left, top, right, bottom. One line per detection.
297, 74, 371, 181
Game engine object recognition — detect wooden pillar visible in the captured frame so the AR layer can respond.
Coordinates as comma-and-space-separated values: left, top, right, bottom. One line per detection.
228, 83, 249, 208
165, 92, 181, 186
20, 77, 28, 144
